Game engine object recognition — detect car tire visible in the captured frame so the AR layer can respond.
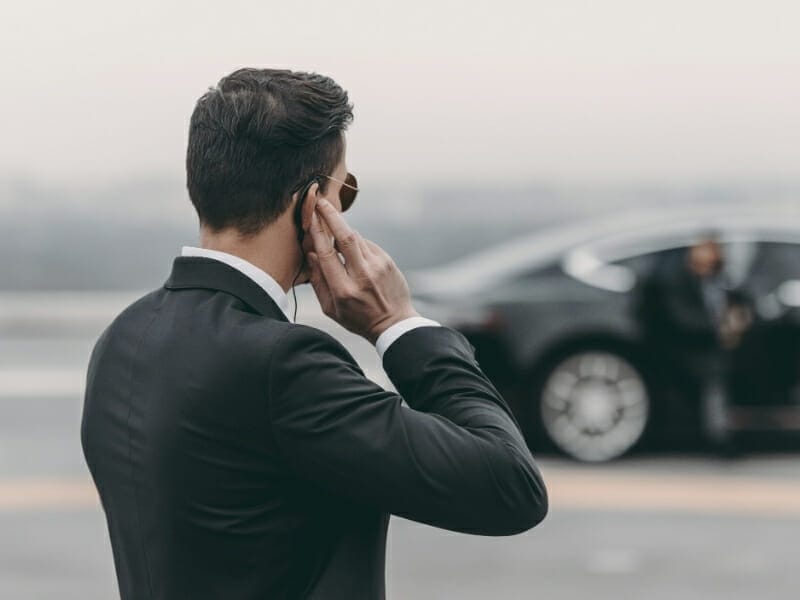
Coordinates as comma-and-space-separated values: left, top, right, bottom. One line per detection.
536, 349, 651, 462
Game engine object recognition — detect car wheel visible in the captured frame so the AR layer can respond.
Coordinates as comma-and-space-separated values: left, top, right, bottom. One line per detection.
538, 350, 650, 462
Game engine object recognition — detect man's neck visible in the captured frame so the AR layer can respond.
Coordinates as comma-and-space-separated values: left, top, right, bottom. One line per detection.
198, 216, 299, 292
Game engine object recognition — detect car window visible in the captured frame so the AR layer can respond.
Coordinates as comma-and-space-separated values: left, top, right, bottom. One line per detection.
610, 241, 759, 287
747, 242, 800, 290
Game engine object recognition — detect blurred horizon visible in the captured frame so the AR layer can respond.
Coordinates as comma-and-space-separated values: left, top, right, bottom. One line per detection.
5, 173, 800, 291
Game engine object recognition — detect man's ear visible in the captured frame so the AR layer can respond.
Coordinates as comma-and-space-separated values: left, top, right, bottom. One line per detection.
300, 181, 321, 232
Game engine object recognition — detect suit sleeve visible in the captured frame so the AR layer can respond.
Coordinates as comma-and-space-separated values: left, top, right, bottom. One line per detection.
266, 324, 547, 536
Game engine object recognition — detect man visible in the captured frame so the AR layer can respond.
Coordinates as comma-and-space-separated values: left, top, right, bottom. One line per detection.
81, 68, 547, 600
634, 233, 750, 449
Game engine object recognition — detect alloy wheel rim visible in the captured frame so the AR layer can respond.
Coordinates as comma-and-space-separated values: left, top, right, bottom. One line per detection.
540, 351, 649, 462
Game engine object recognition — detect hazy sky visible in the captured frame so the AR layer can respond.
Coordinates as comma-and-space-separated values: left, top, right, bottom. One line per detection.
2, 0, 799, 187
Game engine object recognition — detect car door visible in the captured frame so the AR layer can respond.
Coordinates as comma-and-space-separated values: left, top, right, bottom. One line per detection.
730, 241, 800, 407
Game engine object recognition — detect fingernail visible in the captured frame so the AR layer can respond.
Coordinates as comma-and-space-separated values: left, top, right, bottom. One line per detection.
318, 198, 330, 208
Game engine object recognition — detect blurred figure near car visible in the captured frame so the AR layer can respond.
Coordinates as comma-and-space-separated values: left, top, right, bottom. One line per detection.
633, 232, 752, 451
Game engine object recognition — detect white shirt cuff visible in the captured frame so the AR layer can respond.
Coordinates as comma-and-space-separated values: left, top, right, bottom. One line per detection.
375, 316, 441, 359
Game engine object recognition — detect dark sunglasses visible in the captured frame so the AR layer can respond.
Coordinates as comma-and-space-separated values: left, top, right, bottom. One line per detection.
319, 172, 359, 212
293, 172, 359, 244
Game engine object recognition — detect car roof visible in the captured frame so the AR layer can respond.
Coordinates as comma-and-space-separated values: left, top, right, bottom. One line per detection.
412, 203, 800, 295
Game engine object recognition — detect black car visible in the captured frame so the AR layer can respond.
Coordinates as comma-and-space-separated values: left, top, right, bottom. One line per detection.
409, 207, 800, 462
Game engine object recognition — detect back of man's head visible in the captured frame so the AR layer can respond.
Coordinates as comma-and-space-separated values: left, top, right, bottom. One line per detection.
186, 68, 353, 236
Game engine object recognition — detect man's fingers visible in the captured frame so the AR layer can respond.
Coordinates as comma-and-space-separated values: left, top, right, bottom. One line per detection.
362, 238, 387, 255
362, 238, 393, 263
359, 237, 375, 257
308, 211, 349, 292
306, 218, 415, 342
315, 199, 367, 273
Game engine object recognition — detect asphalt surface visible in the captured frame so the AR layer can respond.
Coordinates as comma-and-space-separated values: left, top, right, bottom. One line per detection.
2, 290, 799, 599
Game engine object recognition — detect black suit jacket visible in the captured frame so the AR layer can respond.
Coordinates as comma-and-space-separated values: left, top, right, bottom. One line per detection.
81, 256, 548, 600
635, 250, 720, 350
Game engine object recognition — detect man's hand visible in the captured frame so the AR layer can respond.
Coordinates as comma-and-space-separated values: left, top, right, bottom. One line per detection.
718, 304, 753, 350
305, 198, 419, 344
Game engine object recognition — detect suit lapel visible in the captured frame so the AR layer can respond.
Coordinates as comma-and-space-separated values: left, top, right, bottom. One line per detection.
164, 256, 290, 322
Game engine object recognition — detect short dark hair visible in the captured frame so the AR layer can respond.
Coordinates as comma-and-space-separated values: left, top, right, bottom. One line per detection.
186, 68, 354, 235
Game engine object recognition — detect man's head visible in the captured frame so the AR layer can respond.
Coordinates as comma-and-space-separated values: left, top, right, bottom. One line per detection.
687, 232, 724, 278
186, 68, 354, 236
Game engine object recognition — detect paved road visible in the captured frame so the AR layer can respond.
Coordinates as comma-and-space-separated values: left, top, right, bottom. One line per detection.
3, 452, 799, 600
2, 291, 799, 599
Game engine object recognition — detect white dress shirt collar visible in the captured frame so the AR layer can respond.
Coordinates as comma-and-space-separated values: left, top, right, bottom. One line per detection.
180, 246, 293, 322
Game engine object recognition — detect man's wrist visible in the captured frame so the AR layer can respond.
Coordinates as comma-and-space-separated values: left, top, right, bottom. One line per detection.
367, 309, 420, 344
374, 315, 442, 359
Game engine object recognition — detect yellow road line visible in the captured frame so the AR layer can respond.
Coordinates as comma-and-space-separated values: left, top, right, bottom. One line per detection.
544, 468, 800, 517
0, 479, 99, 511
2, 469, 799, 517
